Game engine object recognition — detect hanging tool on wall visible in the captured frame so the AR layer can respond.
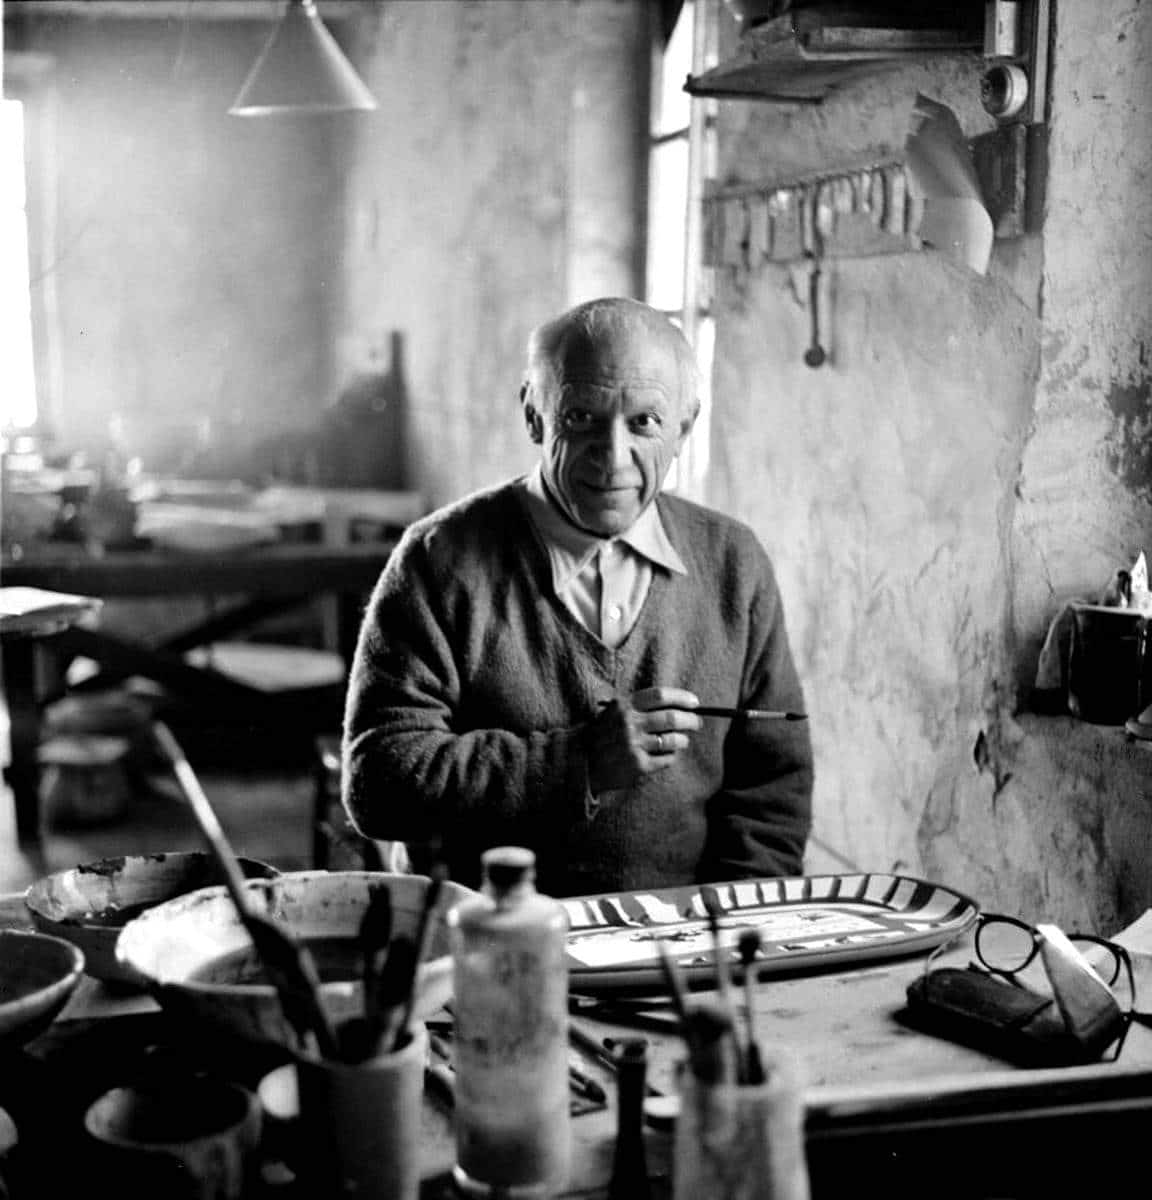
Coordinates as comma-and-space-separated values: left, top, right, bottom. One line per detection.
801, 182, 829, 369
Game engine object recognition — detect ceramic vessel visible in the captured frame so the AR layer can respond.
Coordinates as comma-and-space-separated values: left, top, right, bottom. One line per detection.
25, 851, 279, 986
115, 870, 474, 1049
0, 929, 86, 1049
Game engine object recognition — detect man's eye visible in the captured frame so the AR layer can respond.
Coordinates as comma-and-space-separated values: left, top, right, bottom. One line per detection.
561, 410, 594, 431
630, 413, 662, 433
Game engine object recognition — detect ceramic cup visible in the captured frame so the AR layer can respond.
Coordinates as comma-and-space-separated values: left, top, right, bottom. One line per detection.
295, 1022, 428, 1200
672, 1051, 810, 1200
83, 1077, 261, 1200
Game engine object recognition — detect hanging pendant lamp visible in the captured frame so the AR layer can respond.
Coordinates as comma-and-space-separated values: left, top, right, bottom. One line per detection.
229, 0, 377, 117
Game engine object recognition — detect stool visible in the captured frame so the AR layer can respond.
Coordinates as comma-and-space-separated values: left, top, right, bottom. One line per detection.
312, 735, 411, 872
38, 734, 133, 829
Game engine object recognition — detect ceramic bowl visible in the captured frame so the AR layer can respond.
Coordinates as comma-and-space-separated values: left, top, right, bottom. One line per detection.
0, 929, 86, 1050
114, 871, 475, 1050
25, 852, 280, 986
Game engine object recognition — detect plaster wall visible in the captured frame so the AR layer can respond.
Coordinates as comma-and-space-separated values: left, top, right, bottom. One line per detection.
1011, 0, 1152, 682
707, 3, 1152, 930
338, 0, 651, 511
7, 15, 347, 472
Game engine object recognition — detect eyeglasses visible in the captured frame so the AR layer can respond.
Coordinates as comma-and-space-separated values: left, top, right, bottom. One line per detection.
928, 912, 1140, 1061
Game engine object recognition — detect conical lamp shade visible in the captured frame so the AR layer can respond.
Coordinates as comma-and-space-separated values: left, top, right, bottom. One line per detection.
230, 0, 376, 116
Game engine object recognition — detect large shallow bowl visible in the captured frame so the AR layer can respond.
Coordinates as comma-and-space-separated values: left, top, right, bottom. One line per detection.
25, 852, 280, 987
115, 871, 475, 1050
0, 930, 86, 1050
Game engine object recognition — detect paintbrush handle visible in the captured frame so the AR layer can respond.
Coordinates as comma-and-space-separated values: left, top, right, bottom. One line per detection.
396, 868, 447, 1042
153, 723, 252, 914
693, 707, 807, 720
655, 940, 690, 1021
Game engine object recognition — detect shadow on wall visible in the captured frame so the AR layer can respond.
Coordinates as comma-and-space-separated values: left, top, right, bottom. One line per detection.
203, 330, 411, 490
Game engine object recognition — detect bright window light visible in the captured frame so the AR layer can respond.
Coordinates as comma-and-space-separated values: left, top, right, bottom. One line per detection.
1, 98, 38, 430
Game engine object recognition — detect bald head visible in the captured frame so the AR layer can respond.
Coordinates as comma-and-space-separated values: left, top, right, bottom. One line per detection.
524, 298, 700, 421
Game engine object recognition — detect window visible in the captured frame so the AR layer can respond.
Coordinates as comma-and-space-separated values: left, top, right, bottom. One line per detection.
1, 97, 37, 430
646, 0, 718, 499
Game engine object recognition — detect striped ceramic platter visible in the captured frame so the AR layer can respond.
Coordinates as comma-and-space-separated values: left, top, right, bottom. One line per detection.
562, 873, 979, 993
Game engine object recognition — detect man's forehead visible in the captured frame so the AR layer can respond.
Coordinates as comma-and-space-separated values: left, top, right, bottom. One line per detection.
554, 328, 681, 388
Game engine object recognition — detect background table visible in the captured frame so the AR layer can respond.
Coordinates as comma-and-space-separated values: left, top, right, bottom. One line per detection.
0, 542, 393, 846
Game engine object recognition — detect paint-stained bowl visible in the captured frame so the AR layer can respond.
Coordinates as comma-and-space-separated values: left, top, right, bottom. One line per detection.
114, 871, 475, 1051
25, 852, 281, 987
0, 930, 86, 1050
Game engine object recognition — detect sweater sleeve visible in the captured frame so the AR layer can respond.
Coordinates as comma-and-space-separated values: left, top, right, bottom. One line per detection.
340, 527, 591, 853
697, 549, 814, 881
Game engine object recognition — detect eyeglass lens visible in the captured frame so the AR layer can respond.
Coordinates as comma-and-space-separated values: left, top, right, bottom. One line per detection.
975, 917, 1037, 973
976, 916, 1130, 1003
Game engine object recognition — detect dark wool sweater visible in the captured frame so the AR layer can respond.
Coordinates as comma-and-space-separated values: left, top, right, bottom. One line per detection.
342, 479, 813, 897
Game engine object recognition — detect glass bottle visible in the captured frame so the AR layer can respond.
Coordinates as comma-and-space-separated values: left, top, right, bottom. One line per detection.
448, 847, 571, 1198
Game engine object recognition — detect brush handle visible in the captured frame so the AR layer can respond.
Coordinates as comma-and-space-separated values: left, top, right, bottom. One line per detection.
153, 722, 251, 915
693, 707, 808, 720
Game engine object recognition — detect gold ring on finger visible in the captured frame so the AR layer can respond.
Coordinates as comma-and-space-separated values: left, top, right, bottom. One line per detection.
655, 733, 664, 753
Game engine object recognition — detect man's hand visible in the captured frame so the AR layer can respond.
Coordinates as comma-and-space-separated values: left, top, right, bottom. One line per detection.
586, 687, 704, 794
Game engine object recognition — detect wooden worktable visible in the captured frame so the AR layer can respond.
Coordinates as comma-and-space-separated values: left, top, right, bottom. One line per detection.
3, 892, 1152, 1197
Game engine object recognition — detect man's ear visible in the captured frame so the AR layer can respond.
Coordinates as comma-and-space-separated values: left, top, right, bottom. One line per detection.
676, 402, 700, 444
521, 384, 544, 444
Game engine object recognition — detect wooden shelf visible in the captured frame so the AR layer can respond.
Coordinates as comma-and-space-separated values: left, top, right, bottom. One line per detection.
685, 6, 983, 104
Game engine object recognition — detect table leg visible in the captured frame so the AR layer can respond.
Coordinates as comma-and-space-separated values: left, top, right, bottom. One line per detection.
1, 637, 42, 845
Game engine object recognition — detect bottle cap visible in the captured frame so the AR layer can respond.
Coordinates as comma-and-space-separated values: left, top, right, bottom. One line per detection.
481, 846, 536, 890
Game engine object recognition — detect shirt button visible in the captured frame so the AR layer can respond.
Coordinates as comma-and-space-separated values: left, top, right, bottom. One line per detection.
607, 604, 623, 621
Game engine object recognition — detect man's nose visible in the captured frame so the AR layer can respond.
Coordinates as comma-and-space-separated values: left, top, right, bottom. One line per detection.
590, 418, 632, 468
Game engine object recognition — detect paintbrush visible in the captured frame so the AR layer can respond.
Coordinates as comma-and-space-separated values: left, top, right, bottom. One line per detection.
701, 888, 745, 1080
331, 884, 396, 1062
596, 700, 805, 722
683, 1002, 739, 1084
152, 721, 338, 1060
375, 933, 417, 1052
360, 884, 393, 1025
701, 888, 734, 1009
655, 938, 690, 1025
393, 861, 450, 1048
692, 707, 807, 721
737, 928, 766, 1085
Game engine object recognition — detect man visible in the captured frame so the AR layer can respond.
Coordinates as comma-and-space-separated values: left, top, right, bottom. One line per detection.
342, 297, 813, 896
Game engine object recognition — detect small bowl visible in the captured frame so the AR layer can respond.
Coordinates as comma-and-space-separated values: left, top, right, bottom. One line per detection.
115, 870, 475, 1050
25, 852, 280, 987
0, 930, 86, 1050
84, 1077, 261, 1194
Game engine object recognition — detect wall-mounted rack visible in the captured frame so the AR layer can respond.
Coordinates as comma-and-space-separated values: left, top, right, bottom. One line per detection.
703, 158, 921, 270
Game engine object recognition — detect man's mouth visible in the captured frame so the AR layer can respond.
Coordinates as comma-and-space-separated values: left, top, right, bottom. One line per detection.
579, 480, 635, 495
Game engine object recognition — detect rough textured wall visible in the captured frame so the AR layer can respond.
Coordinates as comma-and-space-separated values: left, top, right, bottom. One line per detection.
700, 2, 1152, 926
338, 0, 650, 510
9, 15, 346, 472
706, 48, 1039, 888
706, 4, 1152, 930
1011, 0, 1152, 684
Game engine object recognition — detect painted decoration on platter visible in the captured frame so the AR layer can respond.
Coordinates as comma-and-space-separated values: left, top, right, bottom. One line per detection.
562, 873, 979, 993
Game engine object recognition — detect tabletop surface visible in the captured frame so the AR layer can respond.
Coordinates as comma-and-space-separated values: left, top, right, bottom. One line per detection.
0, 540, 395, 597
4, 890, 1152, 1197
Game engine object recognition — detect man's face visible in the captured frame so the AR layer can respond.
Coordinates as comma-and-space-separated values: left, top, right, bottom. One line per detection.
524, 330, 695, 537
